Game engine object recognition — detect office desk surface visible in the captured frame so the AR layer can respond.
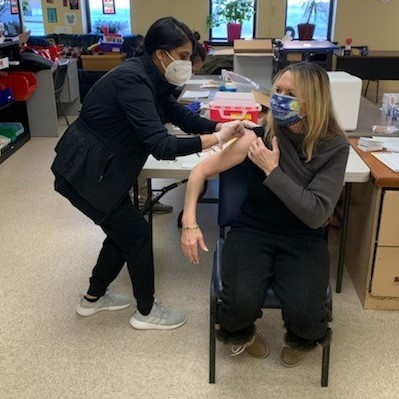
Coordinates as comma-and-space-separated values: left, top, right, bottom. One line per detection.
140, 146, 369, 183
281, 40, 339, 52
349, 138, 399, 188
347, 97, 383, 137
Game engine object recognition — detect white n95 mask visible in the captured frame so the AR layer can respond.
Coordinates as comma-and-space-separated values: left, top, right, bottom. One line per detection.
161, 51, 192, 87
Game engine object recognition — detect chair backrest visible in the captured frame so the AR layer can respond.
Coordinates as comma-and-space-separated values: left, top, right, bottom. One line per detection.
218, 159, 250, 232
53, 60, 69, 101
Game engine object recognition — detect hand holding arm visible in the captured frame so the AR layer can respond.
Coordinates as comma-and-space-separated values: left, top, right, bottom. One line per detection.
248, 136, 280, 176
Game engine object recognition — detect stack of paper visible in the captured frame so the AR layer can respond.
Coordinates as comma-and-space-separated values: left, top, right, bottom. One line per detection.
372, 137, 399, 152
371, 152, 399, 172
358, 137, 384, 152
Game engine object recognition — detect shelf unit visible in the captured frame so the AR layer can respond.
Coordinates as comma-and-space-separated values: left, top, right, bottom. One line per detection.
0, 41, 31, 165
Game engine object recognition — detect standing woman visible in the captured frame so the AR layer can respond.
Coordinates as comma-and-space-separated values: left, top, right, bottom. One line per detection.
181, 62, 349, 364
51, 16, 243, 330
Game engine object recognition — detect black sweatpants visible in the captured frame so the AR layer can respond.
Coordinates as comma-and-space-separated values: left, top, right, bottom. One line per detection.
87, 196, 154, 314
218, 225, 330, 345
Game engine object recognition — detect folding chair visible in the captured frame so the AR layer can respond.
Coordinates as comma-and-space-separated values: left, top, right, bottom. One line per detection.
209, 159, 332, 387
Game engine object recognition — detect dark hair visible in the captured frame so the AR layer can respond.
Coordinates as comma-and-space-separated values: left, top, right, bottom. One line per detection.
191, 31, 206, 63
192, 42, 206, 63
144, 16, 195, 55
193, 31, 201, 41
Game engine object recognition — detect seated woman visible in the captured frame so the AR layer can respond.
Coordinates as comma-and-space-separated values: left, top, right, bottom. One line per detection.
181, 62, 349, 366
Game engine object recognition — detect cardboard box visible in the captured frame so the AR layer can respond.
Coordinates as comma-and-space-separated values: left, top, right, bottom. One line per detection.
251, 90, 270, 108
81, 53, 126, 72
233, 39, 272, 53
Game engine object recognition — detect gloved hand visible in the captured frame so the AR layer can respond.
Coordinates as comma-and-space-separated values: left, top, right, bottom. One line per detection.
213, 120, 245, 146
242, 120, 265, 138
242, 120, 260, 129
186, 101, 201, 114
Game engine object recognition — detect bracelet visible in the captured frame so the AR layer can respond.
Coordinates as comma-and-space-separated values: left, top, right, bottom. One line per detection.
182, 223, 200, 231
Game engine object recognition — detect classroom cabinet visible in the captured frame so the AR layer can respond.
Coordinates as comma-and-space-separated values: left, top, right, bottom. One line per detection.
345, 182, 399, 309
0, 42, 31, 164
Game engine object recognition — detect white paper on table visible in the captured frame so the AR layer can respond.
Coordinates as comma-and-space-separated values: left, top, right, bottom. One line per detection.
372, 137, 399, 152
187, 79, 209, 84
181, 90, 210, 100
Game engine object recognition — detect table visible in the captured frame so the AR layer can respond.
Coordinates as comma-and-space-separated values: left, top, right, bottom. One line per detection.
140, 147, 370, 293
345, 138, 399, 309
334, 50, 399, 102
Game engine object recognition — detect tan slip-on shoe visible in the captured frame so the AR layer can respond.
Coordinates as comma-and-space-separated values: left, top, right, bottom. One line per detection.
280, 345, 308, 367
231, 331, 270, 359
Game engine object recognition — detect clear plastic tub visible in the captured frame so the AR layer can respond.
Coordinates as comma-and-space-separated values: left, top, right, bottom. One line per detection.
0, 122, 24, 142
0, 135, 11, 151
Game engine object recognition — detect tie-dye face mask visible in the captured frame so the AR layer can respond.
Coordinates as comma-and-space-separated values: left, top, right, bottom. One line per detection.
270, 93, 303, 126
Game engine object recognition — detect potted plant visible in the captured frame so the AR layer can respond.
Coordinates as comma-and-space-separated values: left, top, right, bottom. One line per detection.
207, 0, 255, 43
297, 0, 323, 40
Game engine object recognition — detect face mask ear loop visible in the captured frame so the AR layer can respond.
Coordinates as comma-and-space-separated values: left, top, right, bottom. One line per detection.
165, 50, 175, 62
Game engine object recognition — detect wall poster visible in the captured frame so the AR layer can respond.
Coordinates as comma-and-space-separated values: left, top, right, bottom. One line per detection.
47, 8, 58, 23
10, 0, 19, 14
69, 0, 79, 10
103, 0, 115, 14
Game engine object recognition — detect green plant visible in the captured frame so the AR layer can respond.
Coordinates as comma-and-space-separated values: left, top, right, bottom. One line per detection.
207, 0, 255, 28
301, 0, 327, 24
93, 20, 128, 34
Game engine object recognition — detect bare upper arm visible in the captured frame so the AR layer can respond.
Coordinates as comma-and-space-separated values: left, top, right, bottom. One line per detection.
194, 131, 257, 179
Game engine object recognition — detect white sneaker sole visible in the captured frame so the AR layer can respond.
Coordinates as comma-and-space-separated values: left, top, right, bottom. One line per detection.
76, 302, 131, 317
129, 317, 186, 330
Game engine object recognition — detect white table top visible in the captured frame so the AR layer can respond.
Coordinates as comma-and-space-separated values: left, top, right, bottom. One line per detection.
140, 146, 370, 184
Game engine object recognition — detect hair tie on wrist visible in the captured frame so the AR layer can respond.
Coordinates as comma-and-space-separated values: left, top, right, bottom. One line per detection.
182, 223, 200, 230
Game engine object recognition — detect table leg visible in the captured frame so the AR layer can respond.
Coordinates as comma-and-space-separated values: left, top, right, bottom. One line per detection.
336, 183, 352, 293
132, 180, 139, 209
147, 178, 153, 253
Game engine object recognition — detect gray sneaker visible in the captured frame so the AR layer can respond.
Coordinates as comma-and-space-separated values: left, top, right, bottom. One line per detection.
130, 299, 186, 330
76, 293, 131, 316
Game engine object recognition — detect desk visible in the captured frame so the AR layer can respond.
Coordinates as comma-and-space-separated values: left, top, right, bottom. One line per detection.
345, 139, 399, 309
273, 40, 339, 74
334, 51, 399, 102
26, 59, 80, 137
141, 147, 370, 293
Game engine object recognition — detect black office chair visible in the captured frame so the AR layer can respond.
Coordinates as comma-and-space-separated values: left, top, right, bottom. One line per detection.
209, 159, 332, 387
53, 60, 70, 126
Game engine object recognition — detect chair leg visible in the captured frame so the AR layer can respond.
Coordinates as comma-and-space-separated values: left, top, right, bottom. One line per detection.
376, 80, 380, 103
321, 342, 330, 387
209, 300, 217, 383
58, 101, 70, 126
364, 80, 370, 97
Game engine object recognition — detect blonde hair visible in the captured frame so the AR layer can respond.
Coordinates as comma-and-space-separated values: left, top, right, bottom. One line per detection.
265, 62, 345, 162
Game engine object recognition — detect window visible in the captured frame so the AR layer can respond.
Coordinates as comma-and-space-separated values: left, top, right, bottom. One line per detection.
285, 0, 335, 40
208, 0, 257, 42
85, 0, 131, 35
0, 0, 24, 35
